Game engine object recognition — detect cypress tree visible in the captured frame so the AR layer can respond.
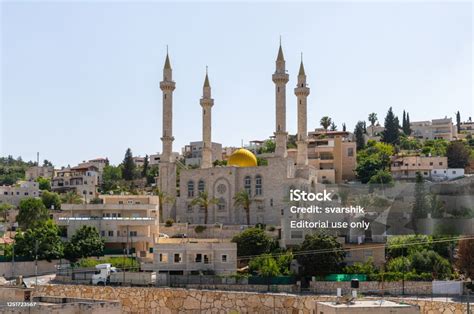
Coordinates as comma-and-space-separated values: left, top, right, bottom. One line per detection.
406, 112, 411, 135
342, 123, 346, 132
354, 121, 365, 150
402, 110, 407, 134
381, 107, 400, 145
456, 111, 461, 133
122, 148, 136, 181
141, 155, 149, 178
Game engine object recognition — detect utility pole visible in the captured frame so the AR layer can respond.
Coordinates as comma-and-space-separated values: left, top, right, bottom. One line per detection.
35, 240, 39, 287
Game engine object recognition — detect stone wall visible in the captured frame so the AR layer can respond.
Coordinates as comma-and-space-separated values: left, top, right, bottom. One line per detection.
33, 284, 467, 314
0, 260, 60, 279
310, 281, 433, 295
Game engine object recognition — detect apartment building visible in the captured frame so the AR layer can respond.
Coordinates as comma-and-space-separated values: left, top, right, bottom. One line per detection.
51, 165, 99, 202
288, 131, 357, 183
132, 156, 146, 167
182, 141, 223, 167
145, 238, 237, 275
411, 117, 458, 141
25, 166, 54, 180
77, 158, 108, 183
390, 156, 447, 179
0, 181, 40, 207
57, 195, 160, 259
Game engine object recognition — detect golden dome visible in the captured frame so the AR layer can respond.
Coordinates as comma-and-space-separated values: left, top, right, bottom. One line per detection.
228, 148, 258, 167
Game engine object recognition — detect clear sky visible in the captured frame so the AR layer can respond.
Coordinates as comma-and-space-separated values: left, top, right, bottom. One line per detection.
1, 1, 472, 166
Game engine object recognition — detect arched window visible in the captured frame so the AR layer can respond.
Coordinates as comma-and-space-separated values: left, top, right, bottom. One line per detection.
198, 179, 205, 194
187, 181, 194, 198
255, 175, 262, 196
244, 176, 251, 195
218, 197, 226, 211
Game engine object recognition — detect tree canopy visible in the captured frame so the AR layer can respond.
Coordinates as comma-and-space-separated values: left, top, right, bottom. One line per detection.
232, 227, 274, 258
17, 198, 49, 229
381, 107, 400, 145
296, 233, 344, 276
64, 225, 105, 262
14, 220, 63, 261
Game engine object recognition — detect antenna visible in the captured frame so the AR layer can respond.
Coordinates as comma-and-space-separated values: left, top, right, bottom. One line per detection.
166, 45, 168, 54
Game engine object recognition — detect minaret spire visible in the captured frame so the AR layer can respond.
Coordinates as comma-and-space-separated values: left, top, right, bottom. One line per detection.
294, 52, 310, 166
272, 40, 289, 158
200, 66, 214, 169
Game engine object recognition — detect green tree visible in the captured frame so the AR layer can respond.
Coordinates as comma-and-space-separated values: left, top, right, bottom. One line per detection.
413, 172, 428, 219
260, 140, 276, 154
410, 250, 451, 279
320, 116, 332, 131
456, 111, 461, 133
330, 122, 337, 131
102, 165, 123, 192
355, 141, 394, 184
456, 238, 474, 278
368, 169, 393, 186
405, 112, 411, 135
446, 141, 470, 169
36, 177, 51, 191
296, 233, 344, 276
386, 235, 432, 259
233, 190, 253, 226
0, 203, 13, 222
17, 198, 49, 229
147, 165, 159, 185
231, 227, 273, 258
249, 254, 281, 277
141, 155, 149, 179
190, 191, 218, 225
381, 107, 400, 145
64, 225, 105, 262
14, 220, 63, 261
342, 123, 346, 132
42, 160, 53, 167
61, 191, 83, 204
122, 148, 136, 181
41, 190, 61, 210
354, 121, 365, 150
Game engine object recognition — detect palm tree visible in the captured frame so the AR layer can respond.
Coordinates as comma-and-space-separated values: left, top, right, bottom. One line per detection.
153, 188, 175, 223
191, 191, 219, 225
368, 113, 378, 136
233, 190, 253, 225
320, 116, 332, 132
61, 191, 83, 204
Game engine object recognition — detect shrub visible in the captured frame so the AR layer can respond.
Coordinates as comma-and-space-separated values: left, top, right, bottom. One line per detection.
165, 219, 174, 227
194, 225, 207, 233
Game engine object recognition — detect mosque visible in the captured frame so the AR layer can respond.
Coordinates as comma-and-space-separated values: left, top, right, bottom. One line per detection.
157, 43, 355, 226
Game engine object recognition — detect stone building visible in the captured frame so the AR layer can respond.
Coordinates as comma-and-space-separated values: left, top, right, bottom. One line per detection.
157, 44, 355, 225
390, 155, 447, 179
25, 165, 54, 180
410, 117, 458, 141
51, 165, 98, 202
0, 181, 40, 207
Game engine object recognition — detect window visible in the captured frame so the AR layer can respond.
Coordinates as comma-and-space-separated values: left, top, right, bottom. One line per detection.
101, 231, 105, 237
198, 180, 205, 194
270, 199, 273, 207
108, 231, 113, 237
453, 170, 456, 174
255, 175, 262, 196
187, 204, 193, 212
439, 162, 443, 166
204, 254, 209, 264
221, 255, 228, 262
24, 192, 28, 196
244, 176, 251, 195
119, 201, 123, 204
130, 231, 138, 237
218, 198, 226, 211
290, 231, 303, 239
187, 181, 195, 198
430, 162, 433, 166
159, 253, 168, 263
347, 148, 354, 157
174, 253, 182, 263
195, 254, 202, 263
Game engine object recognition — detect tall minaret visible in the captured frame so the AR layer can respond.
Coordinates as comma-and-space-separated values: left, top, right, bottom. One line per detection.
158, 50, 177, 221
159, 51, 176, 163
200, 67, 214, 169
294, 55, 310, 166
272, 41, 289, 158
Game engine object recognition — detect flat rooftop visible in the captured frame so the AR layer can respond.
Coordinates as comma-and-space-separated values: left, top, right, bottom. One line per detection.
318, 300, 413, 308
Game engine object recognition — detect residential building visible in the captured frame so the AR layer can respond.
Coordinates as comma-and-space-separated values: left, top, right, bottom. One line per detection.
390, 156, 447, 179
145, 238, 237, 275
431, 168, 465, 181
57, 195, 160, 259
0, 181, 40, 207
51, 165, 99, 202
459, 118, 474, 136
182, 141, 223, 167
410, 117, 458, 141
343, 242, 385, 267
289, 131, 357, 184
25, 166, 54, 180
132, 156, 146, 167
77, 158, 108, 183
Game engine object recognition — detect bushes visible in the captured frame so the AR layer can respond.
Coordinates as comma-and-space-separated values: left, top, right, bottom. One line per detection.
77, 257, 139, 270
165, 219, 174, 227
194, 225, 207, 233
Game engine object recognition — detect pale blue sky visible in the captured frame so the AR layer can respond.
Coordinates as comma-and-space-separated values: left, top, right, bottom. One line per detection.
1, 1, 472, 166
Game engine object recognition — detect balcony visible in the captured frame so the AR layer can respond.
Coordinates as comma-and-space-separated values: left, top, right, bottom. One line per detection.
61, 204, 158, 211
57, 217, 158, 226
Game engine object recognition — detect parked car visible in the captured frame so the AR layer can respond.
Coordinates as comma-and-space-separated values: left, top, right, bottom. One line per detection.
171, 233, 187, 238
159, 233, 169, 238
